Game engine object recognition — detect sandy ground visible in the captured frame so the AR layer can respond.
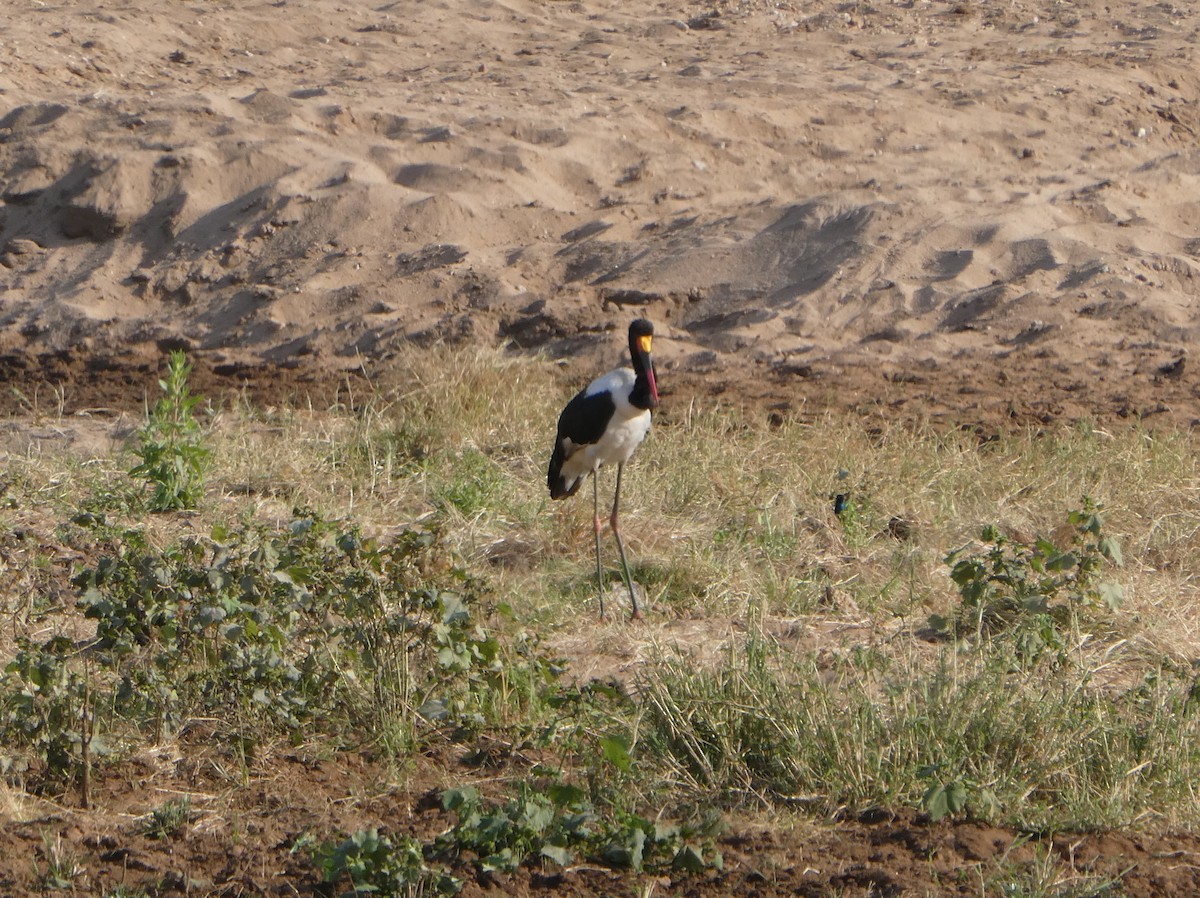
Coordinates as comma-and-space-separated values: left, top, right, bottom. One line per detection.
2, 0, 1200, 428
5, 0, 1200, 894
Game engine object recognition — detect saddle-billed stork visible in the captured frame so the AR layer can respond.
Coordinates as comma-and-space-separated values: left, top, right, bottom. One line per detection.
547, 319, 659, 620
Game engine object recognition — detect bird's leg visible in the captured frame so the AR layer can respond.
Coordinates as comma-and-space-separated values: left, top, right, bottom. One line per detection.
610, 463, 643, 620
592, 473, 605, 620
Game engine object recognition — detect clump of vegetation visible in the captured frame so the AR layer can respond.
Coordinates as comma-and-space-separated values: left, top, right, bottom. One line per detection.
637, 634, 1200, 831
307, 777, 722, 896
35, 831, 83, 891
434, 781, 722, 875
313, 828, 461, 898
129, 350, 210, 512
0, 635, 99, 782
0, 509, 559, 787
137, 795, 192, 840
937, 497, 1124, 656
73, 511, 514, 744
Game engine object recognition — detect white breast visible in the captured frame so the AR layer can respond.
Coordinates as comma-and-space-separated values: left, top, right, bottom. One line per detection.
559, 368, 652, 484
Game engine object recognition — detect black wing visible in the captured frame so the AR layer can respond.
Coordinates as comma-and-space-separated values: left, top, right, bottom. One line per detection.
556, 388, 616, 447
547, 388, 616, 499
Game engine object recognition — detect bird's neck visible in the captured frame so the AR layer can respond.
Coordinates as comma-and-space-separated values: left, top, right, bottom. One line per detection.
629, 355, 658, 411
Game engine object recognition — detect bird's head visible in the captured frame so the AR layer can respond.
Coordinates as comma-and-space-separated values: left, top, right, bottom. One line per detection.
628, 319, 659, 409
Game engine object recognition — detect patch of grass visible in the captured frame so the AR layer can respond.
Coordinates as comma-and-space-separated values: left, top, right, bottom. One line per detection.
972, 837, 1129, 897
637, 635, 1200, 830
432, 447, 505, 517
137, 795, 192, 839
36, 830, 83, 890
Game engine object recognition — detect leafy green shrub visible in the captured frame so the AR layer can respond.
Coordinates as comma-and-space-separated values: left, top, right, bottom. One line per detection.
435, 781, 722, 875
0, 635, 100, 783
937, 497, 1124, 654
129, 350, 209, 511
0, 498, 573, 785
313, 828, 461, 897
66, 510, 538, 750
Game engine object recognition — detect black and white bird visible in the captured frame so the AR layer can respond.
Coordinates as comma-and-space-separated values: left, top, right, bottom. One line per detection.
547, 319, 660, 620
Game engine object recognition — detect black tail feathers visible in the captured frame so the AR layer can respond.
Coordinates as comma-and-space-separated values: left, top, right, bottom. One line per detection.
547, 442, 582, 500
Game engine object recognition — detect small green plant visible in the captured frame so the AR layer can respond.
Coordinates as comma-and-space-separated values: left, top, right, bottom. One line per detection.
36, 831, 83, 890
435, 782, 722, 875
129, 350, 210, 511
313, 828, 461, 897
981, 838, 1128, 897
137, 795, 192, 839
831, 468, 875, 545
918, 767, 1000, 823
937, 497, 1123, 653
0, 636, 103, 785
432, 448, 503, 516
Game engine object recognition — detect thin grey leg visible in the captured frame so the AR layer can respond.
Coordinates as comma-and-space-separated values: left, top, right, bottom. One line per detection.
592, 473, 605, 619
610, 463, 642, 620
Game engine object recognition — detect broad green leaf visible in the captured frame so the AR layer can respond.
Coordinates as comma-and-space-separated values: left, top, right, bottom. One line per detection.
419, 698, 451, 722
600, 734, 632, 774
1045, 551, 1078, 572
1035, 537, 1058, 558
923, 780, 967, 822
602, 826, 646, 871
540, 844, 573, 865
923, 783, 949, 821
1098, 581, 1124, 611
440, 592, 469, 625
441, 786, 478, 812
945, 780, 968, 814
672, 844, 707, 873
547, 782, 587, 808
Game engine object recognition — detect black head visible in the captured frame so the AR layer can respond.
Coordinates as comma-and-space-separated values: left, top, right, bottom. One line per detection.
627, 319, 659, 410
628, 319, 655, 359
629, 318, 654, 340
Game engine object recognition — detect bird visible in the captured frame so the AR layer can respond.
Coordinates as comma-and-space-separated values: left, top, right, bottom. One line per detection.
547, 319, 659, 620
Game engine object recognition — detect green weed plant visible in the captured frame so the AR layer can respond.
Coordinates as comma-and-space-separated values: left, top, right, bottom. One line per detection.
314, 828, 461, 898
129, 350, 209, 512
0, 509, 558, 785
938, 497, 1124, 657
435, 781, 722, 875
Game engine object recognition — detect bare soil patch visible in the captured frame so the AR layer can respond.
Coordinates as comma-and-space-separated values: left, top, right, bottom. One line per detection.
5, 743, 1200, 897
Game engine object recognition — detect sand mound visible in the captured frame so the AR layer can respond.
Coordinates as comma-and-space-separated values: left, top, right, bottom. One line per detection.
2, 0, 1200, 424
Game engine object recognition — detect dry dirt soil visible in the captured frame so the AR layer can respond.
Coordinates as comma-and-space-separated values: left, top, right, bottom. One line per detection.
4, 0, 1200, 894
